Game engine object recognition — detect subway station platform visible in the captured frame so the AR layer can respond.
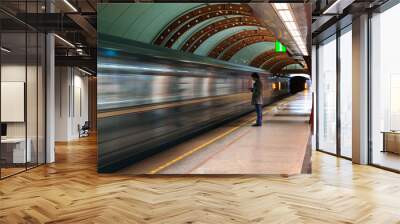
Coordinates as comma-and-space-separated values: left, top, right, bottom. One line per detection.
119, 91, 312, 175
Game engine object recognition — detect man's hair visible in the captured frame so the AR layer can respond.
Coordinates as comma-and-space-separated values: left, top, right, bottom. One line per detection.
251, 72, 260, 80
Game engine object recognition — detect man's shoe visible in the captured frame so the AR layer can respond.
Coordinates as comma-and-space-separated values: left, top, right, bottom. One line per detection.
252, 123, 262, 127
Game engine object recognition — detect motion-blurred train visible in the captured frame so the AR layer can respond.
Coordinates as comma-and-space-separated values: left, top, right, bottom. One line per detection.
97, 34, 291, 172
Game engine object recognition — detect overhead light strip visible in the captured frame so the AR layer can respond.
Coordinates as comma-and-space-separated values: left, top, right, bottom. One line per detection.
54, 34, 75, 48
280, 10, 294, 22
63, 0, 78, 12
273, 3, 308, 56
1, 47, 11, 53
274, 3, 289, 10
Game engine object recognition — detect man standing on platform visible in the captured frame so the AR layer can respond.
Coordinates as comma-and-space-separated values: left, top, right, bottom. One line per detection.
250, 73, 263, 127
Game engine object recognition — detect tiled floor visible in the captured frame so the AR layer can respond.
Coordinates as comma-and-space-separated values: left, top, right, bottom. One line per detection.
120, 91, 312, 175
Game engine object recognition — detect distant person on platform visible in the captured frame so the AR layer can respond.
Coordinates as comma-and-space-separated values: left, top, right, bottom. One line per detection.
250, 72, 263, 127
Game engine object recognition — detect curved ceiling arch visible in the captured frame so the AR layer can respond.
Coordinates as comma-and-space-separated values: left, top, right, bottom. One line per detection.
260, 55, 292, 69
194, 26, 259, 56
229, 42, 275, 66
283, 64, 304, 70
154, 3, 253, 46
98, 3, 202, 43
98, 3, 305, 73
250, 50, 286, 68
181, 16, 261, 52
171, 15, 242, 50
208, 29, 274, 58
270, 60, 300, 73
220, 36, 276, 61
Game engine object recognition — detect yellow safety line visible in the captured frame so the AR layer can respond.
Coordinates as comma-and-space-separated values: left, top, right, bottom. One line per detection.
148, 108, 273, 174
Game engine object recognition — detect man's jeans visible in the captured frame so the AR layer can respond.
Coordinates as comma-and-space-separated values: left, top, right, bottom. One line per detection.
255, 104, 262, 125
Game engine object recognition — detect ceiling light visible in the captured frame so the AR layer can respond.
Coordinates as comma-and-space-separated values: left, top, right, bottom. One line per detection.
54, 34, 75, 48
285, 21, 297, 31
279, 10, 294, 22
1, 47, 11, 53
294, 37, 304, 42
291, 30, 301, 37
298, 42, 306, 46
294, 37, 303, 42
273, 4, 308, 56
274, 3, 289, 10
63, 0, 78, 12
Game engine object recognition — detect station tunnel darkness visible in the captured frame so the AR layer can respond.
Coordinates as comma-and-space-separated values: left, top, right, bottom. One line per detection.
290, 76, 310, 94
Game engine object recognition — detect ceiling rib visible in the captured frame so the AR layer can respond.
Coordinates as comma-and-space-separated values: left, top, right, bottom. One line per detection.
182, 16, 261, 51
148, 2, 304, 72
208, 29, 273, 58
270, 59, 301, 73
250, 50, 285, 67
187, 18, 265, 52
261, 55, 293, 69
153, 3, 253, 46
220, 36, 276, 61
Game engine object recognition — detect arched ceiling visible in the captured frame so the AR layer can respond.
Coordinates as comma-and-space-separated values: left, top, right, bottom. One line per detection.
262, 55, 293, 69
181, 16, 261, 52
208, 29, 273, 58
155, 4, 254, 47
283, 64, 304, 70
171, 16, 232, 50
230, 42, 275, 68
194, 26, 259, 56
98, 3, 307, 74
250, 50, 284, 67
220, 36, 276, 61
98, 3, 201, 43
270, 59, 301, 74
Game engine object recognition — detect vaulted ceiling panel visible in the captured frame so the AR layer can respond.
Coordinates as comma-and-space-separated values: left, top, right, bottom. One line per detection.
229, 42, 275, 66
171, 16, 236, 50
97, 3, 309, 74
98, 3, 201, 43
194, 26, 259, 56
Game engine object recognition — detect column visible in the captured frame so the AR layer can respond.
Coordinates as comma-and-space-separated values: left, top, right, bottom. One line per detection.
46, 33, 55, 163
352, 14, 369, 164
45, 0, 55, 163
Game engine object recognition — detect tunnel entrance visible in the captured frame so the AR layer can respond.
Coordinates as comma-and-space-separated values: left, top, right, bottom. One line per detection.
290, 75, 310, 94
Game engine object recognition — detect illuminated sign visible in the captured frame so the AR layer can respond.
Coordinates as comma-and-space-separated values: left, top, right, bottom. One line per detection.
275, 41, 287, 53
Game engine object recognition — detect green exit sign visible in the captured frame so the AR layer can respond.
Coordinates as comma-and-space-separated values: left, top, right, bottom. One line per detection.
275, 41, 287, 53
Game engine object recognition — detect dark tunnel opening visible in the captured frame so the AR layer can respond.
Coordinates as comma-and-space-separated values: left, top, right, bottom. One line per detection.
290, 76, 310, 94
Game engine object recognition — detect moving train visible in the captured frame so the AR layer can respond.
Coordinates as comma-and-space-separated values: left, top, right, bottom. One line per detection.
97, 34, 291, 172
